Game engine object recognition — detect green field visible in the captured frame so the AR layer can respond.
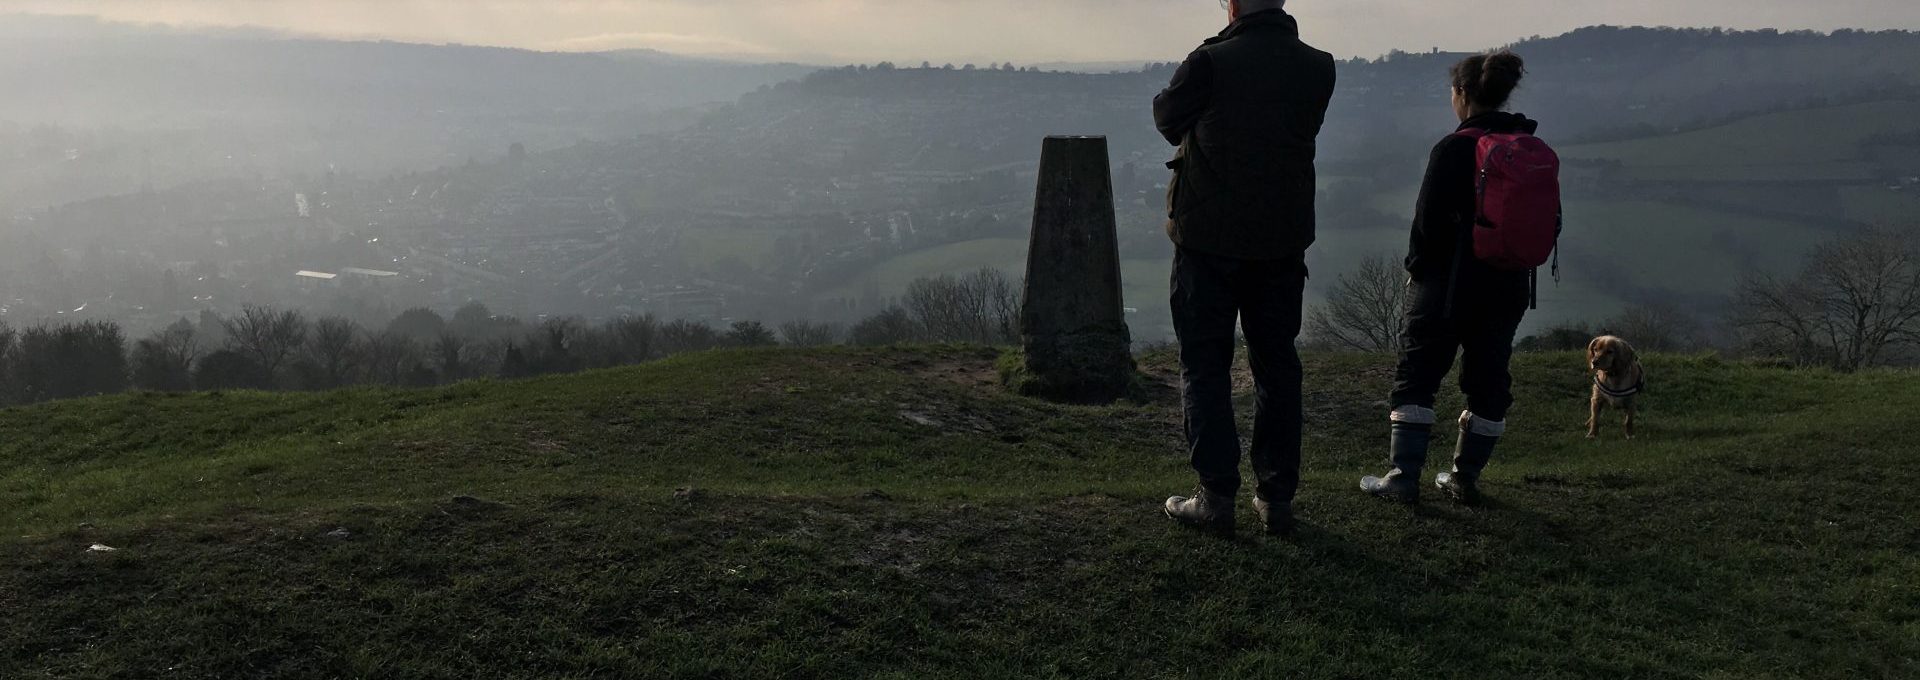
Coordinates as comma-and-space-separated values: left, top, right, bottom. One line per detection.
3, 347, 1917, 678
1840, 185, 1920, 225
1356, 182, 1847, 330
678, 227, 797, 270
818, 238, 1031, 299
1561, 100, 1920, 180
1556, 199, 1830, 289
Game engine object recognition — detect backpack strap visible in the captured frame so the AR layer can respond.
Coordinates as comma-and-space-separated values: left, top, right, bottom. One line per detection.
1443, 128, 1490, 320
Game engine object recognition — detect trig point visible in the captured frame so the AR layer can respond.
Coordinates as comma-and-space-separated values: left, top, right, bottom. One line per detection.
1018, 135, 1134, 404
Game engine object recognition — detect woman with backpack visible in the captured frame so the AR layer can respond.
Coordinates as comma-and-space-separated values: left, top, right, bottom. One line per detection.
1361, 50, 1560, 505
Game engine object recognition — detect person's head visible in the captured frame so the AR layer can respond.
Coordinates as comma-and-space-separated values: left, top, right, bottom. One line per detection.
1221, 0, 1285, 22
1449, 50, 1526, 121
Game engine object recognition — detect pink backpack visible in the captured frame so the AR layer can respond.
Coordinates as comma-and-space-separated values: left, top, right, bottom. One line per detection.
1456, 128, 1561, 271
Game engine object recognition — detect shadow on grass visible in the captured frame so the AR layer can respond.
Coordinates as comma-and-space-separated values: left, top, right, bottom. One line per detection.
5, 485, 1914, 678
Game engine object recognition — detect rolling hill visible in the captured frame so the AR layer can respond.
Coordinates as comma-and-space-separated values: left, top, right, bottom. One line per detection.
0, 14, 818, 207
1561, 100, 1920, 182
3, 347, 1917, 677
628, 29, 1920, 338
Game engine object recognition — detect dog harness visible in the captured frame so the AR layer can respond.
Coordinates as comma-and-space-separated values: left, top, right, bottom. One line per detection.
1594, 374, 1644, 399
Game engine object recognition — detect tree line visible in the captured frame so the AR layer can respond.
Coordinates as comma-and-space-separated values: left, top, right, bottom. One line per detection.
0, 268, 1024, 407
1304, 225, 1920, 371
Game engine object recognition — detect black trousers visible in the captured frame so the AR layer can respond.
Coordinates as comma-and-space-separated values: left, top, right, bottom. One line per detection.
1171, 248, 1307, 501
1390, 276, 1529, 422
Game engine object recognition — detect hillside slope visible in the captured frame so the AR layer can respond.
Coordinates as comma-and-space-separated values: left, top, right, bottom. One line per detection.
1562, 100, 1920, 181
3, 348, 1917, 678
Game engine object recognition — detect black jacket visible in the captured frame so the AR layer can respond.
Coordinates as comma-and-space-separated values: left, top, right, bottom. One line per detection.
1153, 10, 1337, 261
1404, 111, 1543, 291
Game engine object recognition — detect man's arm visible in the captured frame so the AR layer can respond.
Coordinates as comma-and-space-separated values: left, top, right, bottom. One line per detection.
1152, 50, 1213, 147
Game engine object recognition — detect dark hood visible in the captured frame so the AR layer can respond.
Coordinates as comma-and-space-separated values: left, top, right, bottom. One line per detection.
1458, 111, 1540, 135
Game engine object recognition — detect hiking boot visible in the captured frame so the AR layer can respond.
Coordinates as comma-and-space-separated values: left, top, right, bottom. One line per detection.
1437, 411, 1503, 505
1361, 406, 1434, 504
1251, 496, 1296, 536
1165, 487, 1235, 535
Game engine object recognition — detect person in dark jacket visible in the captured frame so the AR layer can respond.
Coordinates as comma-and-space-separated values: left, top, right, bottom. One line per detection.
1361, 50, 1539, 505
1155, 0, 1336, 536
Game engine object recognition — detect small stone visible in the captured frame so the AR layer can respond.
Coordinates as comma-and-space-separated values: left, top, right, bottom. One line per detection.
326, 528, 352, 539
87, 544, 117, 553
76, 522, 96, 531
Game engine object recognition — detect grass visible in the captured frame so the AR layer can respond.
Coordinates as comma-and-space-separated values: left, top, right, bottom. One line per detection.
677, 227, 799, 270
1840, 185, 1920, 226
3, 346, 1918, 678
816, 238, 1031, 299
1554, 199, 1831, 289
1560, 100, 1920, 180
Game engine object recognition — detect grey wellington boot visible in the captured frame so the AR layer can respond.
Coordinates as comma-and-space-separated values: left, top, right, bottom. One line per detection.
1166, 487, 1235, 535
1437, 411, 1503, 505
1361, 407, 1435, 504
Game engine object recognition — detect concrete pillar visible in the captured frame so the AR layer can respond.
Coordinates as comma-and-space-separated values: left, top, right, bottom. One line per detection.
1016, 136, 1134, 404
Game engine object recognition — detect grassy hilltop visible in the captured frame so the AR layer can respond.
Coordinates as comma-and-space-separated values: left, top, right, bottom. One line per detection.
2, 347, 1917, 678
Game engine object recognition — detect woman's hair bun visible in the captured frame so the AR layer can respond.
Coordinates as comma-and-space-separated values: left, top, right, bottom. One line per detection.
1453, 50, 1526, 111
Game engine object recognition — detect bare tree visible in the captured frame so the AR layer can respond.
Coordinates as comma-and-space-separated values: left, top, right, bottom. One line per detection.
973, 268, 1023, 344
1731, 227, 1920, 370
464, 339, 510, 378
570, 325, 620, 370
574, 317, 665, 370
850, 307, 923, 346
1516, 321, 1596, 353
359, 331, 421, 385
604, 314, 659, 364
1306, 255, 1408, 353
15, 321, 129, 401
194, 349, 268, 391
130, 319, 199, 392
727, 320, 778, 347
659, 319, 724, 356
0, 322, 19, 405
905, 274, 975, 342
434, 333, 468, 382
1604, 301, 1709, 353
305, 316, 363, 388
525, 318, 583, 374
223, 305, 308, 385
386, 307, 448, 341
780, 320, 843, 347
903, 268, 1022, 344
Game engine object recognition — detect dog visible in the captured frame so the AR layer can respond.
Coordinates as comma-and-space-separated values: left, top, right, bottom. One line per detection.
1586, 335, 1645, 440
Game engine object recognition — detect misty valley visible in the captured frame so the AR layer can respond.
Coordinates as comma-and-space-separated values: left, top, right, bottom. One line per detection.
3, 19, 1917, 370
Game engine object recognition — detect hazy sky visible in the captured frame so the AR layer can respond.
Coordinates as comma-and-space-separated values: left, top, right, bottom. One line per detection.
10, 0, 1920, 63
